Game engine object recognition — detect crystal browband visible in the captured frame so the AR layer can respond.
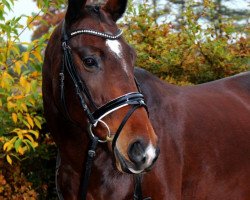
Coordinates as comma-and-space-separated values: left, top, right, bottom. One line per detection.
70, 29, 123, 40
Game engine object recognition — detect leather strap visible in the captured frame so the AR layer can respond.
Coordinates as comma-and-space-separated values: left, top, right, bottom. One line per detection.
80, 136, 99, 200
112, 104, 141, 151
134, 174, 152, 200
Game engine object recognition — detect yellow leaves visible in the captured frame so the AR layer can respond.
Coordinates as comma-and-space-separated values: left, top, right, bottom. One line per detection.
17, 131, 23, 140
3, 142, 11, 152
26, 114, 34, 128
18, 147, 25, 155
32, 142, 38, 148
9, 43, 20, 55
8, 103, 42, 129
19, 76, 31, 93
31, 71, 39, 78
12, 128, 39, 140
27, 130, 39, 139
26, 15, 39, 29
22, 119, 31, 129
0, 71, 14, 89
24, 134, 34, 142
12, 128, 26, 136
0, 3, 48, 167
33, 50, 43, 62
6, 155, 12, 165
7, 101, 16, 110
12, 113, 18, 123
22, 52, 29, 64
14, 61, 22, 75
3, 136, 17, 152
13, 95, 25, 100
20, 76, 28, 87
2, 127, 40, 165
33, 117, 42, 129
29, 98, 35, 106
21, 103, 28, 112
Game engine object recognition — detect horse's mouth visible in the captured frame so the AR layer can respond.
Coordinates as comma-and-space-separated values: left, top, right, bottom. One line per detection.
114, 147, 158, 174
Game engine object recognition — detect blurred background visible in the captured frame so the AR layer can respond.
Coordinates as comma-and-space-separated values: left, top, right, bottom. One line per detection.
0, 0, 249, 199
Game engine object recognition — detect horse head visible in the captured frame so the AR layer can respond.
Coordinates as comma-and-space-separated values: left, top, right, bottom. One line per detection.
45, 0, 159, 175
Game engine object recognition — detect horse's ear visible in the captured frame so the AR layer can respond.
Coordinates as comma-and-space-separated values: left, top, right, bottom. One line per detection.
103, 0, 128, 21
65, 0, 87, 23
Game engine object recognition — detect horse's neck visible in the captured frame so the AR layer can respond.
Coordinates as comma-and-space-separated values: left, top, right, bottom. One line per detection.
134, 67, 182, 143
134, 67, 180, 107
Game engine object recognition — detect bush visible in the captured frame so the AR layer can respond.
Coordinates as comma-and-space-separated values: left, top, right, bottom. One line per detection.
122, 0, 249, 85
0, 160, 37, 199
0, 2, 48, 165
0, 0, 57, 197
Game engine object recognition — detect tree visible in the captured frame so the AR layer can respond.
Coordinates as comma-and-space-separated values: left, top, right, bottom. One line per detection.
166, 0, 249, 35
122, 0, 249, 84
32, 0, 65, 40
0, 0, 60, 197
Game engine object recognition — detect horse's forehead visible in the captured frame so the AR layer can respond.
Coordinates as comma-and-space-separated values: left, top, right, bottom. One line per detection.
106, 39, 129, 74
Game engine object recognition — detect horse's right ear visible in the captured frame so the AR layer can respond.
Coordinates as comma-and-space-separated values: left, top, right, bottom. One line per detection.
65, 0, 87, 23
103, 0, 128, 21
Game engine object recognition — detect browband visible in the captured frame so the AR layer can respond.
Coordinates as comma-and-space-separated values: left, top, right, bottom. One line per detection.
70, 29, 123, 40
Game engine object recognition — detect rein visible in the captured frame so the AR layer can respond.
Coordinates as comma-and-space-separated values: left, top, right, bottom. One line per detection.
56, 20, 151, 200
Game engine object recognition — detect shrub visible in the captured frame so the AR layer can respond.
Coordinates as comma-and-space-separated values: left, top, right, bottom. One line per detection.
0, 1, 51, 165
0, 0, 57, 197
122, 0, 249, 85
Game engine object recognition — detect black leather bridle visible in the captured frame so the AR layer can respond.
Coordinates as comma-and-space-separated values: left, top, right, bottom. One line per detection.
56, 20, 151, 200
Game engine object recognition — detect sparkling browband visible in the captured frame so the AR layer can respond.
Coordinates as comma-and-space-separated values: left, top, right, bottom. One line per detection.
70, 29, 123, 40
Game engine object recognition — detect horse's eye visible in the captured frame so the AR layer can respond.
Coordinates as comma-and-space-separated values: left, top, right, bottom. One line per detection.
83, 57, 97, 68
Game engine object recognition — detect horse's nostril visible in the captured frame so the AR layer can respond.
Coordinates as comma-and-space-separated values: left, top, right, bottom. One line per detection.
128, 140, 146, 166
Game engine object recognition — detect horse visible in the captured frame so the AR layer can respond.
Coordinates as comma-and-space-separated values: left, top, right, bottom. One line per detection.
42, 0, 250, 199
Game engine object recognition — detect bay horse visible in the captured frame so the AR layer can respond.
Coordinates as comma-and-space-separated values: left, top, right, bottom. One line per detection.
42, 0, 250, 199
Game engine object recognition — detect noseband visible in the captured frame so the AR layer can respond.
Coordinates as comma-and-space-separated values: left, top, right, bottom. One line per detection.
57, 20, 151, 200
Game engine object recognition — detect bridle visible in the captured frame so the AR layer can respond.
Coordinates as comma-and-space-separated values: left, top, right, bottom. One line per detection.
56, 20, 151, 200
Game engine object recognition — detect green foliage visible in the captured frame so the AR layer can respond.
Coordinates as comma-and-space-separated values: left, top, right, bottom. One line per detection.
122, 0, 249, 85
0, 1, 61, 197
0, 0, 50, 165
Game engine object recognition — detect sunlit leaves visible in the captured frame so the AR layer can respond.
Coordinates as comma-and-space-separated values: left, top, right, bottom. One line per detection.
0, 0, 48, 165
2, 128, 40, 163
22, 52, 30, 64
0, 71, 14, 90
6, 155, 12, 165
12, 113, 17, 123
123, 0, 248, 85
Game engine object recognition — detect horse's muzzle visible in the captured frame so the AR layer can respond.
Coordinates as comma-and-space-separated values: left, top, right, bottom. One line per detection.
114, 140, 160, 174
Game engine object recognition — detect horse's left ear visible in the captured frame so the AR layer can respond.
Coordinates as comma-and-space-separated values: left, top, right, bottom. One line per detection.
103, 0, 128, 21
65, 0, 87, 23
